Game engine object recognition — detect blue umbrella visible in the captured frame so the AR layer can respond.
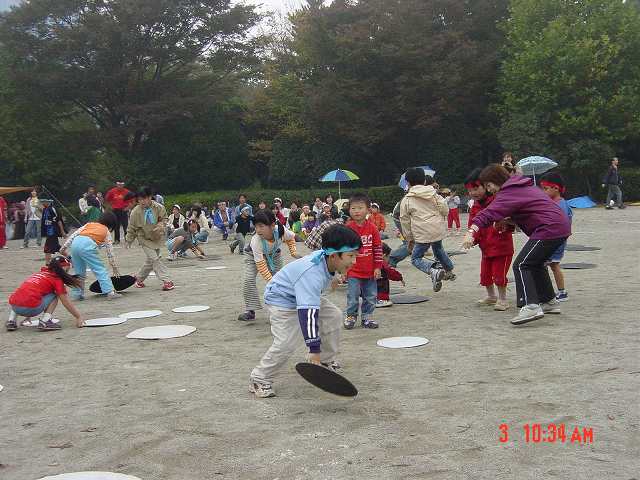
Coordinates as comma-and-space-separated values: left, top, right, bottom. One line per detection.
516, 156, 558, 183
319, 169, 360, 199
398, 166, 436, 191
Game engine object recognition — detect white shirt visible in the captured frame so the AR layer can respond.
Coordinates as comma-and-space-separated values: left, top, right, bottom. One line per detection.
26, 198, 41, 221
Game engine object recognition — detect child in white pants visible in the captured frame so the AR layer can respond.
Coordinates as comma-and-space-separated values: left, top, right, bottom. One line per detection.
249, 224, 362, 398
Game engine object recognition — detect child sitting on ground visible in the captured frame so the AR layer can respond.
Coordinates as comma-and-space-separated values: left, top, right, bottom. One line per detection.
302, 211, 318, 238
249, 224, 361, 398
344, 193, 383, 329
238, 209, 301, 322
540, 172, 573, 302
6, 255, 84, 331
167, 219, 206, 260
465, 168, 514, 311
376, 243, 404, 308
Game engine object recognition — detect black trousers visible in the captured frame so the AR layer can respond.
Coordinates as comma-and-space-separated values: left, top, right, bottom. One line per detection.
113, 208, 129, 243
513, 238, 567, 307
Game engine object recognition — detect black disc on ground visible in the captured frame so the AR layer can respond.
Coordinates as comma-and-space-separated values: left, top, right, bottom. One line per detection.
389, 294, 430, 304
89, 275, 136, 293
565, 245, 601, 252
561, 262, 597, 270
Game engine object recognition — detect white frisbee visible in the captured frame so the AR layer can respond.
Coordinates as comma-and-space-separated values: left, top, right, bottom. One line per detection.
171, 305, 210, 313
148, 272, 156, 276
38, 473, 141, 480
377, 336, 430, 349
119, 310, 162, 320
126, 325, 196, 340
0, 385, 3, 393
84, 317, 128, 327
205, 266, 227, 270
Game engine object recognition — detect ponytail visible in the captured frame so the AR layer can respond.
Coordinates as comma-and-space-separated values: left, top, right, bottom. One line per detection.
48, 255, 81, 288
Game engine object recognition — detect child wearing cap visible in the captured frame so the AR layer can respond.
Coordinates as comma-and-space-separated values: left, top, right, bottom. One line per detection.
230, 206, 253, 254
369, 203, 388, 239
40, 199, 66, 264
6, 255, 84, 331
540, 172, 573, 302
249, 224, 361, 398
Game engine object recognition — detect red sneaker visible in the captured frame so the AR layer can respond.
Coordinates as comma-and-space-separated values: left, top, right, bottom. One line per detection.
162, 281, 175, 291
135, 278, 145, 288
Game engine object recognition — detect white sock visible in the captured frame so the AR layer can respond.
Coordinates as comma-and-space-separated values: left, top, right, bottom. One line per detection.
41, 312, 52, 322
8, 311, 17, 322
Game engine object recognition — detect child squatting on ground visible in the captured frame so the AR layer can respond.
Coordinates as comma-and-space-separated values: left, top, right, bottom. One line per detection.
249, 224, 362, 398
465, 168, 514, 311
376, 243, 404, 308
238, 209, 300, 322
7, 255, 84, 331
540, 172, 573, 302
343, 193, 383, 330
60, 212, 121, 300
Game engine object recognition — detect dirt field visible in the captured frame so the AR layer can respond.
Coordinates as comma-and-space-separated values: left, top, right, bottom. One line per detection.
1, 207, 638, 479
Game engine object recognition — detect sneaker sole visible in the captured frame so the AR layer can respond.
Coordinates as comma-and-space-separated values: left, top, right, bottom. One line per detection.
376, 304, 393, 308
343, 323, 356, 330
542, 309, 561, 315
511, 313, 545, 325
249, 384, 275, 398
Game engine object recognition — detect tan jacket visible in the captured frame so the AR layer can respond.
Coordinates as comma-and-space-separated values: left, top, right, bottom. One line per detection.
400, 185, 449, 243
126, 200, 167, 249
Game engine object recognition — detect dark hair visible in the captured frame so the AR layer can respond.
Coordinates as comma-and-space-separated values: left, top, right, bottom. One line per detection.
238, 194, 247, 200
184, 219, 201, 232
49, 255, 81, 288
253, 209, 276, 226
540, 171, 565, 188
405, 167, 426, 187
123, 191, 137, 201
479, 164, 511, 187
325, 194, 333, 202
424, 175, 435, 186
322, 224, 362, 253
192, 205, 203, 218
464, 168, 483, 185
289, 210, 301, 222
307, 211, 316, 219
137, 186, 154, 198
341, 201, 350, 210
98, 212, 117, 231
381, 242, 391, 256
348, 192, 371, 207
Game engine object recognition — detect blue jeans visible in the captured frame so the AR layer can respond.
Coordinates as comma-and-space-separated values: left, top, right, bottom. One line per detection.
411, 241, 454, 275
195, 230, 209, 243
70, 235, 114, 295
390, 242, 409, 267
346, 277, 377, 318
23, 219, 42, 247
11, 293, 56, 317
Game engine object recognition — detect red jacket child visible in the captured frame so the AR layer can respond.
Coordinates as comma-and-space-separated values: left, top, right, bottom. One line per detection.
346, 219, 383, 279
469, 195, 514, 287
377, 262, 403, 301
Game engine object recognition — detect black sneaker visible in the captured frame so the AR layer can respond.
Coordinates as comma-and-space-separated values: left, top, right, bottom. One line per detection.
430, 268, 444, 292
238, 311, 256, 322
230, 244, 236, 254
6, 319, 17, 331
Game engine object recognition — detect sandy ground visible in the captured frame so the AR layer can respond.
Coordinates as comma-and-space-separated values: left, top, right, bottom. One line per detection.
0, 208, 639, 480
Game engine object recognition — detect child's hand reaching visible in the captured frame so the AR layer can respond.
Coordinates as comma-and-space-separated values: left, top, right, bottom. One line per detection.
75, 316, 85, 328
374, 268, 382, 280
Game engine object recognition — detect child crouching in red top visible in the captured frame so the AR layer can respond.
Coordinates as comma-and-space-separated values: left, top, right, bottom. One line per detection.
376, 243, 404, 308
344, 193, 383, 329
7, 255, 84, 331
465, 169, 514, 311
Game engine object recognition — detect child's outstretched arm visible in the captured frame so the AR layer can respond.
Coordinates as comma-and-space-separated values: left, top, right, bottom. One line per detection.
58, 293, 84, 327
285, 238, 301, 258
255, 259, 273, 281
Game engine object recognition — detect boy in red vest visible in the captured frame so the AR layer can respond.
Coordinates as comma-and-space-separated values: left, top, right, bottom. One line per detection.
465, 168, 514, 311
344, 193, 383, 329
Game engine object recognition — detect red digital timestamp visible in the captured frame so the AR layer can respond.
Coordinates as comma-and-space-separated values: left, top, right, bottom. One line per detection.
499, 423, 594, 444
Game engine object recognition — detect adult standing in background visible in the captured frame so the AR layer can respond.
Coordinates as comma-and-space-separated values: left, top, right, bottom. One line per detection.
105, 180, 132, 244
85, 186, 102, 222
235, 194, 253, 218
22, 189, 42, 249
78, 191, 89, 224
602, 157, 625, 209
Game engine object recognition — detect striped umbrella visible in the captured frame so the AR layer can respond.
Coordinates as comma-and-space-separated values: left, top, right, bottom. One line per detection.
319, 169, 360, 199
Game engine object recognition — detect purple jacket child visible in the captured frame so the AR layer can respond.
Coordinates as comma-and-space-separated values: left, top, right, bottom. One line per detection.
471, 176, 571, 240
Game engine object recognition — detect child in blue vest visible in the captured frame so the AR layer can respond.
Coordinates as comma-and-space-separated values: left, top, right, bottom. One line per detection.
249, 224, 361, 398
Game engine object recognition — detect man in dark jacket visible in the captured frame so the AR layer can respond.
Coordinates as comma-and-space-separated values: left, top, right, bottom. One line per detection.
602, 157, 625, 209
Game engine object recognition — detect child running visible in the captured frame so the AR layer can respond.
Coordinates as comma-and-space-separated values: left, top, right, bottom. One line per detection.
249, 224, 361, 398
40, 198, 66, 264
238, 209, 300, 322
540, 172, 573, 301
376, 243, 404, 308
126, 187, 174, 291
343, 193, 383, 329
400, 167, 455, 292
7, 255, 84, 331
465, 169, 514, 311
60, 212, 121, 300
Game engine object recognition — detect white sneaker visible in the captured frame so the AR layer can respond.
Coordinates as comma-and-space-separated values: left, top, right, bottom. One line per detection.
510, 304, 544, 325
249, 381, 276, 398
167, 252, 177, 261
541, 299, 561, 314
376, 299, 393, 308
107, 291, 123, 300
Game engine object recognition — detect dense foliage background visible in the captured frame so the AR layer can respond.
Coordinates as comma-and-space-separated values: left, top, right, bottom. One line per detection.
1, 0, 639, 201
